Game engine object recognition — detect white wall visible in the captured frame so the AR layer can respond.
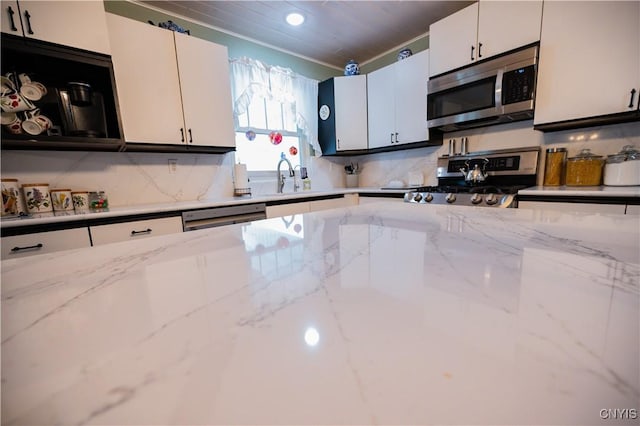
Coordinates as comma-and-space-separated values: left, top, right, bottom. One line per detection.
2, 121, 638, 207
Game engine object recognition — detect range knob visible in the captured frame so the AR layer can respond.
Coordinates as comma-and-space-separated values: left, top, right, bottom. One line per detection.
413, 193, 423, 202
485, 193, 499, 205
424, 193, 434, 202
445, 193, 456, 204
470, 193, 483, 205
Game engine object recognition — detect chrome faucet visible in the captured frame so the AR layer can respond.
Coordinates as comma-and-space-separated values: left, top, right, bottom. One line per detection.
277, 155, 295, 193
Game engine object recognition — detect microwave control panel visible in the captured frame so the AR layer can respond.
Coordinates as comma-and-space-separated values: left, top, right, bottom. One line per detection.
502, 65, 535, 105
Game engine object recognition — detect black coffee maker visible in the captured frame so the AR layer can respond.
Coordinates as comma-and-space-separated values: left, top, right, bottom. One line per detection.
57, 82, 108, 137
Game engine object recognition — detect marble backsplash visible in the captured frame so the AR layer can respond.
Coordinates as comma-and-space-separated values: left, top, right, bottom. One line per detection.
1, 121, 638, 207
354, 120, 640, 188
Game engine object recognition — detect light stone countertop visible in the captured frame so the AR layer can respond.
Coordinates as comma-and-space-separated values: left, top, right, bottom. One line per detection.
2, 202, 638, 425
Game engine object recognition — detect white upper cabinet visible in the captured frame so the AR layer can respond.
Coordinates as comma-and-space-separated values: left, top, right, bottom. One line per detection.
107, 13, 184, 145
174, 32, 235, 148
318, 75, 368, 153
368, 49, 429, 149
106, 13, 235, 148
429, 2, 478, 77
367, 64, 395, 149
1, 0, 111, 54
476, 1, 543, 60
534, 1, 640, 126
429, 1, 542, 77
334, 75, 368, 151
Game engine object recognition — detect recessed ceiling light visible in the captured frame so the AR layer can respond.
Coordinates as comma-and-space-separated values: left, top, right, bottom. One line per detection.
286, 12, 305, 26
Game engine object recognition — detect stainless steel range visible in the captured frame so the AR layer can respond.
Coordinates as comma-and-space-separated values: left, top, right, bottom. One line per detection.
404, 146, 540, 208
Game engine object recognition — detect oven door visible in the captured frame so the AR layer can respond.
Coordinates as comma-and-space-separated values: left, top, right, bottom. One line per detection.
427, 71, 501, 132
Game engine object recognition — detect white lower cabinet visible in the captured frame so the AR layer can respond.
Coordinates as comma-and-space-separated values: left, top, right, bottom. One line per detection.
90, 216, 183, 246
518, 201, 627, 214
2, 227, 91, 260
266, 195, 358, 218
309, 194, 358, 212
625, 205, 640, 215
266, 202, 309, 219
358, 196, 404, 204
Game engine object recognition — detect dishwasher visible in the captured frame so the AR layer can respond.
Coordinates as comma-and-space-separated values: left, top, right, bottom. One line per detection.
182, 203, 267, 231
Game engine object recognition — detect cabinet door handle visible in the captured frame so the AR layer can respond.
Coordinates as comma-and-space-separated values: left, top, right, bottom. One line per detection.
470, 45, 475, 61
478, 42, 483, 58
390, 133, 394, 144
337, 138, 340, 150
11, 243, 43, 252
395, 132, 399, 143
23, 10, 33, 34
188, 128, 193, 143
180, 127, 185, 143
130, 228, 152, 236
629, 88, 637, 109
7, 5, 17, 31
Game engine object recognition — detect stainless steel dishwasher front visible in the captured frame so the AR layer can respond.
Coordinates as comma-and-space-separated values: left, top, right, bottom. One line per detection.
182, 203, 267, 231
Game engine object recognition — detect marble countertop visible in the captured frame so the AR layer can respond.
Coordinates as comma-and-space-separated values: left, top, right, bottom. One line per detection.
0, 188, 406, 229
518, 185, 640, 197
2, 202, 638, 425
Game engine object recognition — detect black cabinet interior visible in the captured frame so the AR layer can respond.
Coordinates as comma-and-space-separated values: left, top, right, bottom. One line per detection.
1, 34, 124, 151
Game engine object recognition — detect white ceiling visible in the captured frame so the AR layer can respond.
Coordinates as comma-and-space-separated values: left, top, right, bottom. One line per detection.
139, 1, 474, 69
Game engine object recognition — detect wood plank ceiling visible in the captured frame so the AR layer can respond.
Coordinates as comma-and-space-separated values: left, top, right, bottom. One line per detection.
140, 1, 474, 69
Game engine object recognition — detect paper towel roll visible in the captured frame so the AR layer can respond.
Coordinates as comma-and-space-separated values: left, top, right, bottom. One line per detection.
234, 163, 249, 189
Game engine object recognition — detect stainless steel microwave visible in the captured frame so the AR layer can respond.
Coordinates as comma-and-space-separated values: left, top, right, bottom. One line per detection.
427, 44, 539, 132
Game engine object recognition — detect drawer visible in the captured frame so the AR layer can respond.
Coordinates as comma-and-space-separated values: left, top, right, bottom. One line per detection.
518, 201, 626, 214
265, 202, 310, 218
2, 227, 91, 260
90, 216, 183, 246
308, 195, 357, 212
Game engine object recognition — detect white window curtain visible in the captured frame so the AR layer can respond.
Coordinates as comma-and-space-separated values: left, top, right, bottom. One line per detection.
229, 57, 321, 155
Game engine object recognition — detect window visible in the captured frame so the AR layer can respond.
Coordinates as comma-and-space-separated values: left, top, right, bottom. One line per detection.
229, 57, 320, 173
234, 94, 301, 171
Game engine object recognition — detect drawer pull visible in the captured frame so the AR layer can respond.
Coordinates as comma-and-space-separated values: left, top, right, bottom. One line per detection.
11, 243, 43, 252
131, 228, 152, 236
629, 88, 637, 109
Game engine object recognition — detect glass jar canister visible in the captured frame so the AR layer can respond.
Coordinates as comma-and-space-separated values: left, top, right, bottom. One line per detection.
604, 145, 640, 186
565, 149, 604, 186
543, 147, 567, 186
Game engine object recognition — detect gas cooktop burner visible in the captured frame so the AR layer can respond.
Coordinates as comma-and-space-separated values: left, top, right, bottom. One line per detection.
413, 185, 527, 195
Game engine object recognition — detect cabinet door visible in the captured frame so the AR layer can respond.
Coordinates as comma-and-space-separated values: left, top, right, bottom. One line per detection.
90, 216, 183, 246
174, 32, 235, 148
16, 0, 111, 54
106, 14, 185, 145
2, 227, 91, 260
265, 202, 310, 218
308, 195, 356, 212
518, 201, 626, 214
394, 49, 429, 145
476, 0, 542, 60
0, 0, 21, 36
429, 2, 478, 77
367, 65, 396, 149
334, 75, 368, 151
534, 1, 640, 125
625, 205, 640, 215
